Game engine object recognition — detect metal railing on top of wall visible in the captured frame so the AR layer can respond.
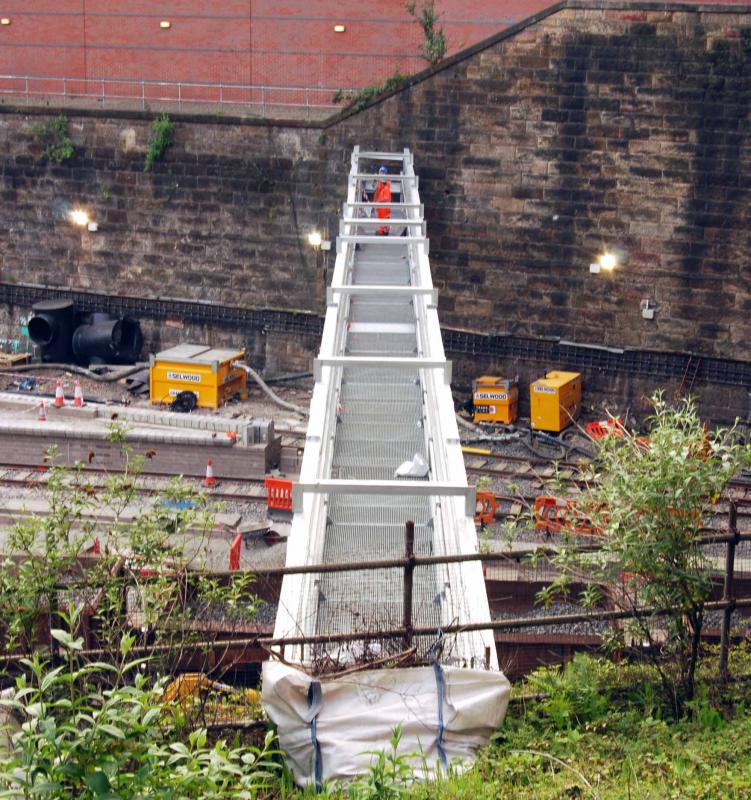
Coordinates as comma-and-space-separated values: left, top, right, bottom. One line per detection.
0, 74, 355, 119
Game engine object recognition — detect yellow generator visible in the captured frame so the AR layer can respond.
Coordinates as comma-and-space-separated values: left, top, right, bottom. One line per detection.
530, 371, 582, 432
472, 376, 518, 424
150, 344, 246, 409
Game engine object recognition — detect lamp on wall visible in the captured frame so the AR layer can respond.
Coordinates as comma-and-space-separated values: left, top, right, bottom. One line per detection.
159, 20, 171, 29
589, 247, 628, 274
69, 209, 90, 227
0, 18, 11, 25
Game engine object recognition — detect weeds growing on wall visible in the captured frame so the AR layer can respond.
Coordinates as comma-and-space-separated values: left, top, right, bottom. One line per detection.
30, 114, 76, 164
406, 1, 447, 65
144, 113, 175, 172
332, 70, 408, 112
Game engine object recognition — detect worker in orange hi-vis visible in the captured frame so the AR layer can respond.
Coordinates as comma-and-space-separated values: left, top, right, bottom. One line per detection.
374, 165, 391, 235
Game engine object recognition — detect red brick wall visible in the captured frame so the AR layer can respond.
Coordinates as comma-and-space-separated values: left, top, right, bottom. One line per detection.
5, 0, 743, 97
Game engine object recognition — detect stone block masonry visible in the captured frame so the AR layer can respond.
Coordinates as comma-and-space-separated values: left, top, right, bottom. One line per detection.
0, 2, 749, 373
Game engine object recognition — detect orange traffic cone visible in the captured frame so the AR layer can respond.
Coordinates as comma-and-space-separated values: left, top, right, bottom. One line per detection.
38, 400, 47, 421
203, 459, 217, 488
73, 381, 85, 407
54, 380, 65, 408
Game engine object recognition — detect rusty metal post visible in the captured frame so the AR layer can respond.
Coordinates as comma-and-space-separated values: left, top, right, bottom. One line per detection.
403, 521, 415, 649
719, 501, 738, 679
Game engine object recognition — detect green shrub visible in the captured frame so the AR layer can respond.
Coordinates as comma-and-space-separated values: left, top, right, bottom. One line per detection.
0, 627, 282, 798
31, 114, 75, 164
144, 113, 175, 172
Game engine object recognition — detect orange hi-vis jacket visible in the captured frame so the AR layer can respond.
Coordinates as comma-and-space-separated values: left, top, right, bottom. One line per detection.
374, 179, 391, 234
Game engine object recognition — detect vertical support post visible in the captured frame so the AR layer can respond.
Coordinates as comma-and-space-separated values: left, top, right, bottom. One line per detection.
403, 520, 415, 649
178, 82, 182, 110
141, 81, 145, 110
484, 646, 491, 670
719, 501, 738, 680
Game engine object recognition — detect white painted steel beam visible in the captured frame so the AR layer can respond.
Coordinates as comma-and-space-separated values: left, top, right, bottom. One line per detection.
343, 202, 423, 211
349, 173, 418, 183
354, 151, 411, 161
293, 479, 476, 516
340, 217, 425, 228
314, 356, 451, 382
336, 235, 428, 253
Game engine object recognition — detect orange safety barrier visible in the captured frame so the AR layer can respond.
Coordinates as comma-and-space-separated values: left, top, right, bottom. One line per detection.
474, 490, 498, 525
585, 417, 624, 441
229, 533, 242, 571
265, 477, 294, 512
534, 496, 599, 536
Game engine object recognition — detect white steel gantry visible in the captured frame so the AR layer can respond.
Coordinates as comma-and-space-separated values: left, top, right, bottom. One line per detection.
262, 147, 510, 786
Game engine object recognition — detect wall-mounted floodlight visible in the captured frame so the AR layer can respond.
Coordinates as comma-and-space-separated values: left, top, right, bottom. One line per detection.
0, 18, 11, 26
590, 250, 622, 274
160, 20, 171, 29
334, 24, 346, 33
599, 251, 618, 271
308, 231, 323, 249
69, 209, 90, 227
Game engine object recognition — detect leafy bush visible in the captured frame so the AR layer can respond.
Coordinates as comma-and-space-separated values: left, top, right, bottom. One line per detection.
541, 394, 751, 715
0, 625, 282, 798
144, 114, 175, 172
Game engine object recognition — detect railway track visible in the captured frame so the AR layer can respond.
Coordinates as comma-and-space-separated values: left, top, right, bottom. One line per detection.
0, 436, 748, 521
0, 464, 269, 504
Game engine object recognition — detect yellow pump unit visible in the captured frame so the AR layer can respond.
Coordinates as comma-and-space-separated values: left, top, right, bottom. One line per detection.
472, 376, 518, 424
150, 344, 246, 409
530, 370, 582, 432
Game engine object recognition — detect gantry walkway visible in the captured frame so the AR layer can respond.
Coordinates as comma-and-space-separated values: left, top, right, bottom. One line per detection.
263, 147, 508, 785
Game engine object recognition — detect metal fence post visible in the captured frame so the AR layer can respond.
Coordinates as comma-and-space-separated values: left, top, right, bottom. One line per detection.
719, 501, 739, 679
403, 520, 415, 649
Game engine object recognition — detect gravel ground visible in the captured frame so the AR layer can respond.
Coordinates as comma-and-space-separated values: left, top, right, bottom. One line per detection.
492, 602, 611, 637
